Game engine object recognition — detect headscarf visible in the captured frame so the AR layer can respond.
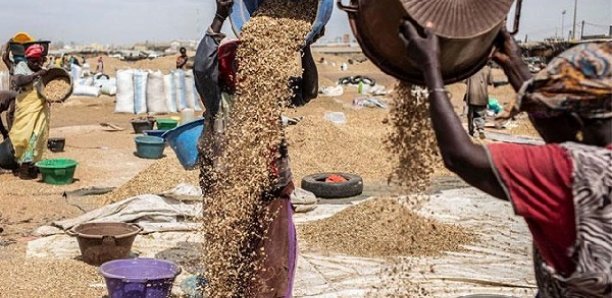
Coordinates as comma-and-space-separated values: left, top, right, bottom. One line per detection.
25, 44, 44, 59
218, 39, 240, 93
500, 42, 611, 119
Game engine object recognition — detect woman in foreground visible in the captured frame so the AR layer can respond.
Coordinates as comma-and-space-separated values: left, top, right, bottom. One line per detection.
400, 20, 611, 297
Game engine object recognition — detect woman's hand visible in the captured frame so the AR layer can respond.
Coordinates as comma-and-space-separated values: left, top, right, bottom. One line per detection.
399, 20, 441, 73
492, 29, 532, 91
35, 69, 48, 78
216, 0, 234, 20
211, 0, 234, 34
492, 29, 522, 66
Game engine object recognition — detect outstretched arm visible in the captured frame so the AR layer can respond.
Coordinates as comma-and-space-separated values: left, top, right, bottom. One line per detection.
399, 21, 507, 200
300, 46, 319, 102
13, 69, 46, 88
492, 30, 532, 92
193, 0, 233, 118
2, 43, 11, 72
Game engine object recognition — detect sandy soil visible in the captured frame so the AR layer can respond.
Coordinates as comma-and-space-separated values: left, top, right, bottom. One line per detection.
0, 53, 538, 297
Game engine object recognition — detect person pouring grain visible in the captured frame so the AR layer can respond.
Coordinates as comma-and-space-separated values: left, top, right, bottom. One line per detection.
400, 20, 611, 297
9, 44, 50, 178
193, 0, 321, 296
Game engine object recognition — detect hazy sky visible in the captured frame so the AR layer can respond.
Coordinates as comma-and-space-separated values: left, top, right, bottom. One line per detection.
0, 0, 609, 45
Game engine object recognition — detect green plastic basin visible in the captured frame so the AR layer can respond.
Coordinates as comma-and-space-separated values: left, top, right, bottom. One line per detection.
35, 158, 78, 185
156, 119, 178, 131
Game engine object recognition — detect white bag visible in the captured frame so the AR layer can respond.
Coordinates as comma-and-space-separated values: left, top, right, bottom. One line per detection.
70, 64, 82, 80
193, 83, 203, 112
133, 70, 149, 115
163, 74, 178, 113
83, 77, 95, 86
72, 84, 100, 97
100, 83, 117, 96
93, 76, 109, 88
146, 70, 168, 114
115, 69, 135, 114
0, 71, 10, 91
173, 70, 188, 111
81, 63, 91, 76
184, 70, 197, 110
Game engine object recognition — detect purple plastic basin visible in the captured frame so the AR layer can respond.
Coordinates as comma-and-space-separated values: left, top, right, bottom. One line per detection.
100, 258, 182, 298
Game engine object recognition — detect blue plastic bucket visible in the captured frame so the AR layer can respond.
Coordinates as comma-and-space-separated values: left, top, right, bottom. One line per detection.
135, 136, 165, 159
143, 130, 166, 138
162, 119, 205, 170
100, 258, 181, 298
230, 0, 333, 46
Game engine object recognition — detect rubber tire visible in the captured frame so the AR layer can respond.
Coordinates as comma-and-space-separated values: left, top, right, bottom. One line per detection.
301, 173, 364, 199
338, 76, 352, 85
95, 73, 110, 80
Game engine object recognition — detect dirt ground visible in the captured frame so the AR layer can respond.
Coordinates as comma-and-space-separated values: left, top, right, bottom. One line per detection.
0, 52, 540, 297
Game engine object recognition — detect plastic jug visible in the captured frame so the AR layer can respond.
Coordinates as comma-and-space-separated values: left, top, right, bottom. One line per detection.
180, 108, 195, 125
230, 0, 334, 46
337, 0, 523, 85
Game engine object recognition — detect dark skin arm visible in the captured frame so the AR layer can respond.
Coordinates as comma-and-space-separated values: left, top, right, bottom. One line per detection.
399, 21, 507, 200
211, 0, 233, 34
300, 46, 319, 101
2, 43, 11, 72
491, 30, 532, 92
13, 69, 46, 88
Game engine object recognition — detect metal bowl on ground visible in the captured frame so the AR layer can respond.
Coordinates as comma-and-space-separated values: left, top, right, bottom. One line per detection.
131, 118, 156, 134
67, 223, 142, 266
47, 137, 66, 152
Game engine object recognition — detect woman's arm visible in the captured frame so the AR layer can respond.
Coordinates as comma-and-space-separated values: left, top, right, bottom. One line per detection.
2, 43, 11, 72
399, 21, 507, 200
300, 46, 319, 102
193, 0, 233, 118
13, 70, 46, 88
492, 30, 532, 92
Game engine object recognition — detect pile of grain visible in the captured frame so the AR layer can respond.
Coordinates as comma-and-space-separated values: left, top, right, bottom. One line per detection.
102, 158, 199, 203
200, 1, 317, 296
43, 78, 71, 102
299, 198, 473, 257
385, 83, 439, 193
0, 257, 105, 297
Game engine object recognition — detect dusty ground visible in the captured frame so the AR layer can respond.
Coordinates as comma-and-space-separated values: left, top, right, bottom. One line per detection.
0, 53, 540, 297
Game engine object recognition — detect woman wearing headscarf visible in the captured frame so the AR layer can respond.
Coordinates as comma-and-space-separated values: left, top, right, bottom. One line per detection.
9, 44, 49, 178
190, 0, 322, 296
400, 20, 611, 297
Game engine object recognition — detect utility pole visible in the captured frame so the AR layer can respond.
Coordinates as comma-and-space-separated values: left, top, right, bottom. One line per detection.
580, 20, 585, 40
561, 10, 567, 41
572, 0, 578, 40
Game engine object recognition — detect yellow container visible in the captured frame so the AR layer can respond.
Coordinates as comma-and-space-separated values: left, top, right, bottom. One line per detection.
12, 32, 34, 44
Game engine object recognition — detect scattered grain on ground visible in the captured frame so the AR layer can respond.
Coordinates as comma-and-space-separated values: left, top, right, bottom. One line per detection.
299, 197, 474, 258
0, 255, 105, 298
102, 157, 198, 204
